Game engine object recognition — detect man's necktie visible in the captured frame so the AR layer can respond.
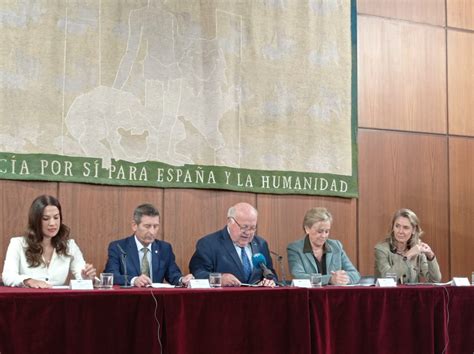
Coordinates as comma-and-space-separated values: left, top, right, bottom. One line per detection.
141, 247, 150, 278
240, 247, 252, 282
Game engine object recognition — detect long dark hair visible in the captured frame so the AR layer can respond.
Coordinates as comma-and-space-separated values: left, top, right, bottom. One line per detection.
24, 195, 71, 267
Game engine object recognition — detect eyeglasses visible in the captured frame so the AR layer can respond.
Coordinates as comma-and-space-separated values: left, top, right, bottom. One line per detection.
230, 217, 257, 233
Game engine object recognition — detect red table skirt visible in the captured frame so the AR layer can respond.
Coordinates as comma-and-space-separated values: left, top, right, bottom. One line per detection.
0, 286, 472, 354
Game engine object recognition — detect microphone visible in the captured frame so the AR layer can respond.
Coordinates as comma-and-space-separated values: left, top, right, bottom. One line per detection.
270, 250, 287, 286
252, 253, 276, 280
117, 244, 132, 288
270, 250, 283, 261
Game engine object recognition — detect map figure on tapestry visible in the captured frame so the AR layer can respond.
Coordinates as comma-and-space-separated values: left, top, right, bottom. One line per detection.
65, 0, 241, 168
0, 0, 354, 183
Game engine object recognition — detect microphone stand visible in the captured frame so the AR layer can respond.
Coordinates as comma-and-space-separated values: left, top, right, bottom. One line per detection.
117, 245, 133, 288
121, 254, 133, 288
271, 251, 287, 287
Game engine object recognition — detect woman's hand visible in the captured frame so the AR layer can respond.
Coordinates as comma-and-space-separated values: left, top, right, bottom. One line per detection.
81, 263, 97, 280
404, 243, 422, 260
330, 270, 349, 285
24, 278, 52, 288
419, 242, 435, 260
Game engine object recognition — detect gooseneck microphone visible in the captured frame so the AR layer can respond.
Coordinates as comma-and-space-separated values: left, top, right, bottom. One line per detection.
117, 244, 133, 288
270, 250, 287, 286
252, 253, 276, 280
270, 250, 283, 261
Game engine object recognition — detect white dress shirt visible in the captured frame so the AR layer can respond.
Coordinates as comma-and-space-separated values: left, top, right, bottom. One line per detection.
232, 243, 254, 270
128, 236, 153, 286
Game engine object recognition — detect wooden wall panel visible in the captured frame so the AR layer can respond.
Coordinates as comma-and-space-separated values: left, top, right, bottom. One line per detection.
0, 181, 58, 272
59, 183, 163, 272
257, 194, 357, 281
358, 16, 447, 133
358, 130, 449, 279
448, 30, 474, 136
164, 189, 256, 274
447, 0, 474, 30
358, 0, 445, 26
449, 137, 474, 278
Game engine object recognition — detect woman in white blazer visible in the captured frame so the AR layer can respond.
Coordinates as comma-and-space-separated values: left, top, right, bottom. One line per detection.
2, 195, 96, 288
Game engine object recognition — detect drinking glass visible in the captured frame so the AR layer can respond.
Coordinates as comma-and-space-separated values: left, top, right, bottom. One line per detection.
100, 273, 114, 290
209, 273, 222, 288
310, 273, 322, 288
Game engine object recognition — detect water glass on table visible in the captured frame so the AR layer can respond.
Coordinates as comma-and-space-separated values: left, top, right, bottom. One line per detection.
209, 273, 222, 288
100, 273, 114, 289
310, 273, 322, 288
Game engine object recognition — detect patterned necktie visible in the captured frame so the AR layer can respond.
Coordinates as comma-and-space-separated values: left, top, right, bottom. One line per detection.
240, 247, 252, 282
141, 247, 150, 278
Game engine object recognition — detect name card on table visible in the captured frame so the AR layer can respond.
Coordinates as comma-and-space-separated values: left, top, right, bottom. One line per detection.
291, 279, 312, 288
70, 279, 94, 290
188, 279, 211, 289
376, 278, 397, 287
452, 277, 470, 286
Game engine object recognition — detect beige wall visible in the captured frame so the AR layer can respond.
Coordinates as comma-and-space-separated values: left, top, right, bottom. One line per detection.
1, 1, 473, 281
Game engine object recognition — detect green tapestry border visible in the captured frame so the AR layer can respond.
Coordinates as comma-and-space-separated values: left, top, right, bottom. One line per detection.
0, 152, 357, 197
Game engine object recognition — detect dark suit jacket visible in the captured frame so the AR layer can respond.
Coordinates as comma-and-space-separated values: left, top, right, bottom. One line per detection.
104, 235, 183, 285
189, 227, 276, 284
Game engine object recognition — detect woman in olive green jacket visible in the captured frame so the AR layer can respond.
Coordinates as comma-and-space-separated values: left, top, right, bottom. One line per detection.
374, 208, 441, 284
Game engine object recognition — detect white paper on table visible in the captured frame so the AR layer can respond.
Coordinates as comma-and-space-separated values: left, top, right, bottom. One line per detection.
433, 281, 453, 286
150, 283, 175, 288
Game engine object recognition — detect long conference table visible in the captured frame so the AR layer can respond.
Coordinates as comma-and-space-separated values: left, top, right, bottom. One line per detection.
0, 285, 472, 354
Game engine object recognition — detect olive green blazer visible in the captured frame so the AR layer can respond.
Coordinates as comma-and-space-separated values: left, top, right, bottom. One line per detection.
374, 240, 441, 283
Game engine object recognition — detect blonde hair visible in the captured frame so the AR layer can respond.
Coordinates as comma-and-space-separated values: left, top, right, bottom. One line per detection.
303, 207, 332, 232
388, 208, 423, 250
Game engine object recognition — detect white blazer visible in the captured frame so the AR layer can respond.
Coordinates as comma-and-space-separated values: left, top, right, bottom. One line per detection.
2, 237, 87, 287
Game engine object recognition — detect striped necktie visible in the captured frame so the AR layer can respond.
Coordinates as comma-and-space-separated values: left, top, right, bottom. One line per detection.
141, 247, 150, 278
240, 247, 252, 282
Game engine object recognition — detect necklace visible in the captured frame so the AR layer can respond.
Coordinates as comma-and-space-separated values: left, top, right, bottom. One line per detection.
395, 248, 410, 262
43, 248, 54, 267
